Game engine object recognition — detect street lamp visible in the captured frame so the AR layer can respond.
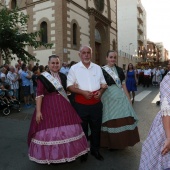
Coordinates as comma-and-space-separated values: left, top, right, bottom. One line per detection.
129, 43, 133, 55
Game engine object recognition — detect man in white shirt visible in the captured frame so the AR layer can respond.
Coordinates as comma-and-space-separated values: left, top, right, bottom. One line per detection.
7, 66, 19, 99
143, 66, 151, 87
67, 45, 107, 161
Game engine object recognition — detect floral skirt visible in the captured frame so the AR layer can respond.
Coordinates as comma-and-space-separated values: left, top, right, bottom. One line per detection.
28, 124, 89, 164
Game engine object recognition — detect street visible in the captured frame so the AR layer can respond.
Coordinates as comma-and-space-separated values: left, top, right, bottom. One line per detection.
0, 86, 160, 170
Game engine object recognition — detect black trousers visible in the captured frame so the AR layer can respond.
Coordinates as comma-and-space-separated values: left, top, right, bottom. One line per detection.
143, 76, 150, 87
74, 102, 103, 152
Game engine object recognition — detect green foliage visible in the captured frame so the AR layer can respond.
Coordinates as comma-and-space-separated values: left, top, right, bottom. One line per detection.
0, 6, 53, 64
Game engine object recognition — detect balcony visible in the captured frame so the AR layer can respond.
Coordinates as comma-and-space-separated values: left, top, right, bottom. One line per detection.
138, 35, 144, 43
137, 13, 143, 23
137, 24, 143, 33
137, 3, 143, 13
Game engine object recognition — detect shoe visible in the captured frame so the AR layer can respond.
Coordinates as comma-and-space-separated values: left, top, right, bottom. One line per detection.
132, 99, 134, 104
91, 151, 104, 161
80, 153, 88, 162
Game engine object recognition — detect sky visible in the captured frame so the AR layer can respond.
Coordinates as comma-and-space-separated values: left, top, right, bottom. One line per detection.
141, 0, 170, 52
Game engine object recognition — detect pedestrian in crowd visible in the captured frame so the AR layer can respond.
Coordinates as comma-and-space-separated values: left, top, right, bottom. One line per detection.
138, 67, 144, 85
38, 65, 45, 74
27, 64, 34, 101
163, 66, 169, 78
4, 64, 9, 71
1, 67, 8, 83
160, 66, 165, 79
139, 70, 170, 170
28, 55, 89, 164
100, 50, 140, 149
35, 62, 39, 68
17, 59, 22, 67
67, 45, 107, 161
14, 63, 20, 74
152, 67, 162, 86
143, 66, 151, 87
126, 63, 138, 104
7, 66, 19, 99
67, 61, 77, 108
32, 66, 39, 99
44, 65, 49, 72
60, 62, 69, 75
134, 66, 139, 80
69, 61, 77, 68
17, 64, 23, 101
0, 67, 10, 89
20, 64, 32, 108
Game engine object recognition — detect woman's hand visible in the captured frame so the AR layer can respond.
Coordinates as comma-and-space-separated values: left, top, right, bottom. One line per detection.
36, 111, 43, 124
161, 139, 170, 155
94, 91, 102, 100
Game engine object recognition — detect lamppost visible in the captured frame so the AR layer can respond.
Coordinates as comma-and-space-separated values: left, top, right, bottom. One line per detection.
129, 43, 133, 55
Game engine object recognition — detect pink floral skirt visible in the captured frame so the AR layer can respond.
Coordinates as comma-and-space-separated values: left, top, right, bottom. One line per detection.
28, 124, 89, 164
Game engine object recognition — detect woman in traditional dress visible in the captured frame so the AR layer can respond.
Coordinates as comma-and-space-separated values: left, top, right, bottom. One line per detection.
126, 63, 138, 104
152, 67, 162, 86
100, 50, 140, 149
28, 55, 89, 164
139, 72, 170, 170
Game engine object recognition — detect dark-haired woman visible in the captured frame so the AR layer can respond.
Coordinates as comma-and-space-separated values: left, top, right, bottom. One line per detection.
126, 63, 138, 104
100, 51, 140, 149
28, 55, 89, 164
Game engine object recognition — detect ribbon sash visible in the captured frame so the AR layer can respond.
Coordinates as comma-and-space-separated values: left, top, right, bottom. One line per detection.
102, 66, 122, 88
41, 71, 70, 102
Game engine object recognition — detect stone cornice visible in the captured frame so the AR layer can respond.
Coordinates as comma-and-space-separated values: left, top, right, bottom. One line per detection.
87, 8, 111, 26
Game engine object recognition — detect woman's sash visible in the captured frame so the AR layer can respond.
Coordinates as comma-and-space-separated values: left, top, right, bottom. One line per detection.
102, 65, 122, 88
41, 71, 70, 102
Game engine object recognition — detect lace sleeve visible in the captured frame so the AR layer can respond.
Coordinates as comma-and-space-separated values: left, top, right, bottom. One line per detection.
161, 97, 170, 116
160, 74, 170, 116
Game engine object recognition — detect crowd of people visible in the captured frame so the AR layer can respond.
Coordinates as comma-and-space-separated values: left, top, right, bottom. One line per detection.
136, 65, 167, 87
1, 46, 170, 169
0, 60, 75, 109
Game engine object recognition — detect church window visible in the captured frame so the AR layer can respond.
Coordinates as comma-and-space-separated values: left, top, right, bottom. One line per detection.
40, 21, 48, 44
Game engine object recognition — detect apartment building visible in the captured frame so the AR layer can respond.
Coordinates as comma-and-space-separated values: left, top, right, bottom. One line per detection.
155, 42, 169, 62
117, 0, 147, 67
1, 0, 117, 66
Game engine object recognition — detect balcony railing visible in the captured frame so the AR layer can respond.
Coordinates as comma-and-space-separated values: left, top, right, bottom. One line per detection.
137, 3, 143, 13
138, 35, 144, 42
137, 13, 143, 23
137, 24, 143, 33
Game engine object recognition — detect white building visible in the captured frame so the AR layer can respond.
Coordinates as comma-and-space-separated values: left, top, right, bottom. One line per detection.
117, 0, 147, 66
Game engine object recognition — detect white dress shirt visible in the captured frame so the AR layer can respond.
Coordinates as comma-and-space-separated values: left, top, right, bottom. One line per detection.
67, 61, 106, 92
144, 69, 151, 76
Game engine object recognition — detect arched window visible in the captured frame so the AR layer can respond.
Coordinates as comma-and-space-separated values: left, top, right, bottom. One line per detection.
40, 21, 48, 44
113, 39, 116, 50
73, 23, 77, 46
11, 0, 17, 9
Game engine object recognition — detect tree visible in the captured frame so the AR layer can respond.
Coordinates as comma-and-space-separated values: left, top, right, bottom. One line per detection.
0, 6, 53, 64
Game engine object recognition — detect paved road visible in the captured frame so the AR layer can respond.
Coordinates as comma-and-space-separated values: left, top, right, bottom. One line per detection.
0, 86, 160, 170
